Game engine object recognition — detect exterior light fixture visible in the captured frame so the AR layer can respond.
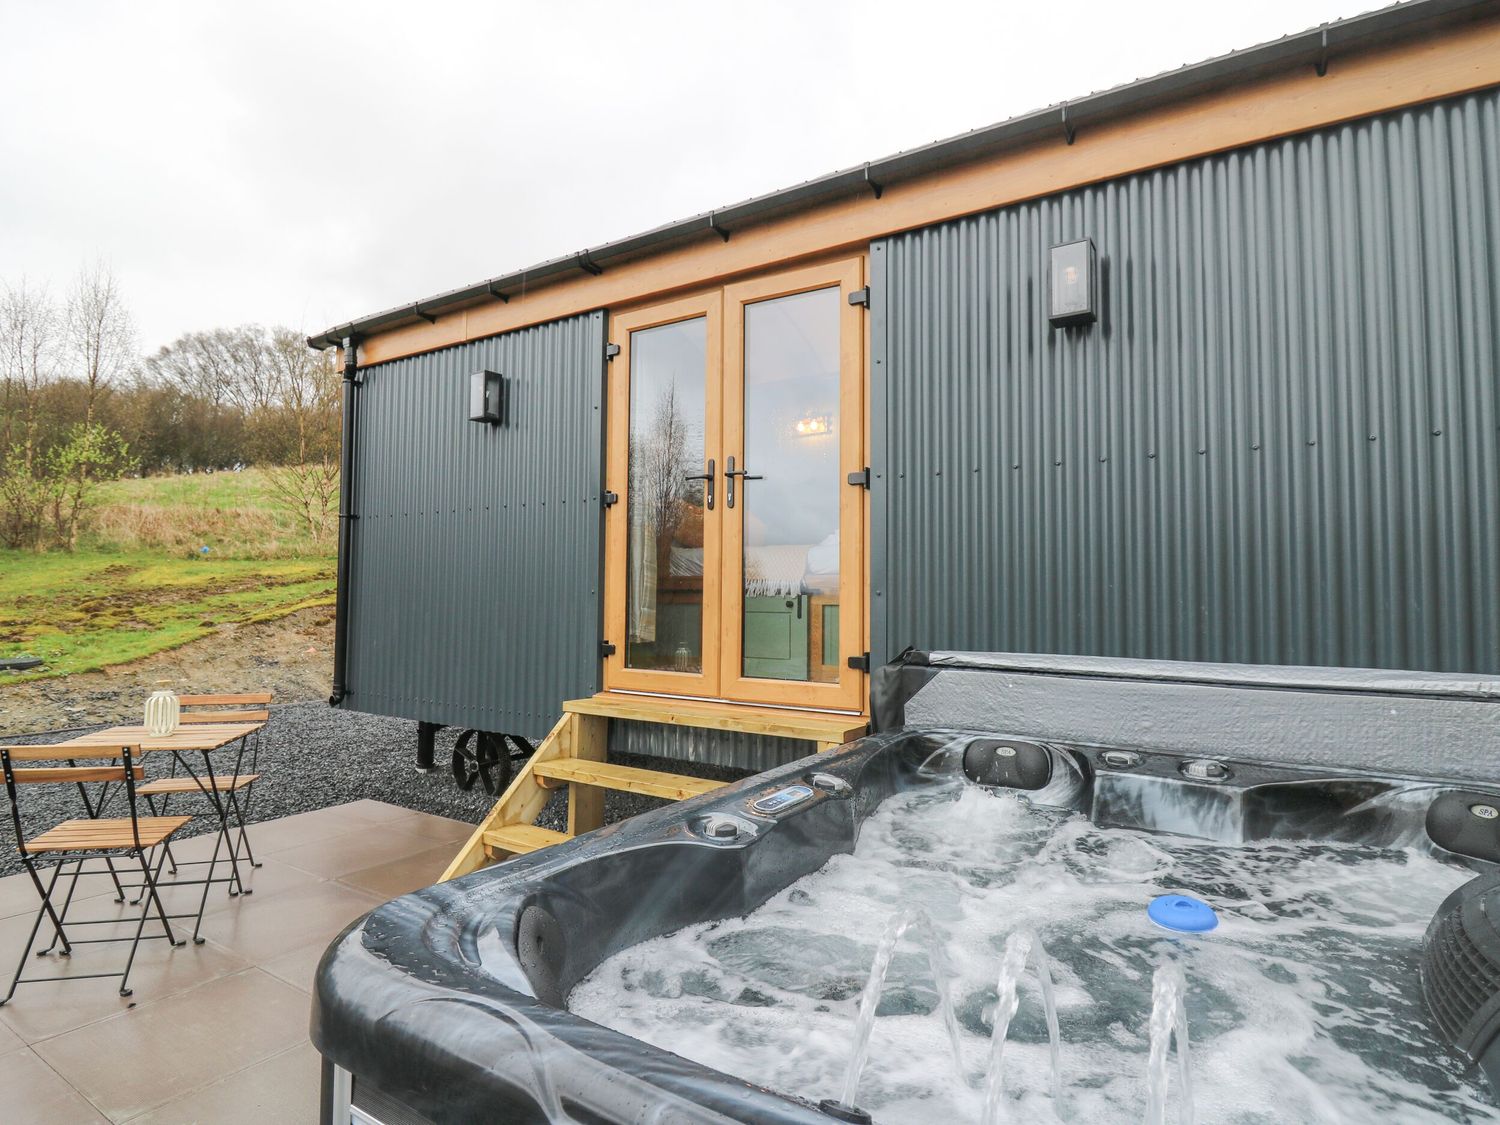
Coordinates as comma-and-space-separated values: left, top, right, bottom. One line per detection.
794, 414, 833, 437
469, 369, 505, 424
1049, 239, 1097, 327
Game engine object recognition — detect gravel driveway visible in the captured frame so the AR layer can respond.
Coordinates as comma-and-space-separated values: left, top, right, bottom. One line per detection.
0, 702, 750, 877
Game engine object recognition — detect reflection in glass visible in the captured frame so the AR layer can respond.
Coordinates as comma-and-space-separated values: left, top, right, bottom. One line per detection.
626, 317, 708, 672
739, 287, 841, 682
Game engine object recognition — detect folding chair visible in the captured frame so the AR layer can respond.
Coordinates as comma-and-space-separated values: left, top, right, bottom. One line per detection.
0, 744, 192, 1002
140, 691, 271, 881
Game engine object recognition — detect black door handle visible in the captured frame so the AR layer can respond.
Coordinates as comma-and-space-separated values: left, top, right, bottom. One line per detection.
684, 458, 715, 510
723, 456, 762, 508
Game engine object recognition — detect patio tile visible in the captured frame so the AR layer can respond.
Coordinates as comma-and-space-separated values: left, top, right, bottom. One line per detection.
336, 841, 460, 901
34, 968, 308, 1123
0, 907, 251, 1043
256, 938, 329, 995
242, 809, 367, 856
0, 866, 130, 922
202, 879, 380, 964
0, 1047, 109, 1123
379, 808, 478, 844
0, 1014, 25, 1056
127, 1039, 321, 1125
272, 826, 441, 881
337, 798, 429, 824
186, 855, 327, 920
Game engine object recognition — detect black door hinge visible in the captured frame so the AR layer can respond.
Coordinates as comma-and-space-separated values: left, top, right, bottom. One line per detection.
847, 652, 871, 672
600, 641, 617, 658
602, 490, 619, 508
847, 468, 871, 489
848, 287, 871, 308
605, 342, 621, 361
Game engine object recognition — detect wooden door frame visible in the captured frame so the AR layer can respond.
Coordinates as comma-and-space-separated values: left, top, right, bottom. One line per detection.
602, 291, 724, 698
718, 256, 867, 712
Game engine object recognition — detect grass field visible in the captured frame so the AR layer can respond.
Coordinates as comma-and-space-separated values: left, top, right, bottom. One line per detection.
1, 469, 336, 681
89, 466, 335, 559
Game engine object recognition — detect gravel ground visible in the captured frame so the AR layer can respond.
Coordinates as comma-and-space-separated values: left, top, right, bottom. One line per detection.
0, 702, 752, 876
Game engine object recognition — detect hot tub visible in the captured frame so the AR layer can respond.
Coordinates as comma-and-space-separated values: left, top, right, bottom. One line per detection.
312, 654, 1500, 1123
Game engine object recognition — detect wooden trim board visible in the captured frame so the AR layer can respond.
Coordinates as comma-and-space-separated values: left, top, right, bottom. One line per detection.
563, 693, 868, 745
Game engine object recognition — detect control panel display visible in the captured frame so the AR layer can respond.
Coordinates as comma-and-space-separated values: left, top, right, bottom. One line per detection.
749, 784, 816, 817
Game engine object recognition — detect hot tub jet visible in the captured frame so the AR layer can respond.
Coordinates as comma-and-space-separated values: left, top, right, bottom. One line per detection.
981, 931, 1062, 1124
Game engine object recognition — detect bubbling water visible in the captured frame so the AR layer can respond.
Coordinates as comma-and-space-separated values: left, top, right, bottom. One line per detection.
568, 782, 1493, 1123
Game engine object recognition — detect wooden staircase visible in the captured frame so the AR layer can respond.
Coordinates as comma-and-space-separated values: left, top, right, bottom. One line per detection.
439, 694, 868, 881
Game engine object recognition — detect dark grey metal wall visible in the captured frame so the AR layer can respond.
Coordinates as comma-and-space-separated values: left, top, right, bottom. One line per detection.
871, 89, 1500, 674
343, 311, 606, 738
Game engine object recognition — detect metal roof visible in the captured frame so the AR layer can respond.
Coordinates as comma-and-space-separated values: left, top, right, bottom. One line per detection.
308, 0, 1496, 350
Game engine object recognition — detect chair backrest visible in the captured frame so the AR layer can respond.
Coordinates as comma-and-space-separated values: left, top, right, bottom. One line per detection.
0, 745, 146, 851
176, 693, 271, 725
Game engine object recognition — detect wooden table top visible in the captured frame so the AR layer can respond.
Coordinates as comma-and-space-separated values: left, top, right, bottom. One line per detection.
59, 723, 263, 753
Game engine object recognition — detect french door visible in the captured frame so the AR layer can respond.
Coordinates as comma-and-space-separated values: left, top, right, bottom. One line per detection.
602, 257, 866, 711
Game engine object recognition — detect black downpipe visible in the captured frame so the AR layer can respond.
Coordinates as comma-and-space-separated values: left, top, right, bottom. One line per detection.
329, 336, 360, 706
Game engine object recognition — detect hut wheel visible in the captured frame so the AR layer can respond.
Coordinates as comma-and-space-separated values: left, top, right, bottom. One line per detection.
451, 730, 513, 795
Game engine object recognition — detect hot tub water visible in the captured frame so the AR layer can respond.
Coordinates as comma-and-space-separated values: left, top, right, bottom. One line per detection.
568, 782, 1495, 1123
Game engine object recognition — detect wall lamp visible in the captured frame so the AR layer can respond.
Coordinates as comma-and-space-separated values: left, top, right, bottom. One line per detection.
469, 369, 506, 424
1049, 239, 1097, 327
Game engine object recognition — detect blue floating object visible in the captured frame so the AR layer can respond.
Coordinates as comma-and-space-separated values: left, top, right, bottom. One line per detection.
1148, 894, 1218, 934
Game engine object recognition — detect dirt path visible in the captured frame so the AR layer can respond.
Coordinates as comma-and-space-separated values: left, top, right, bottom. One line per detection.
0, 606, 334, 734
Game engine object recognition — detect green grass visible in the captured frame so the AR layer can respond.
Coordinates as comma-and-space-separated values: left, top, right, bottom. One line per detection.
1, 470, 338, 681
97, 470, 292, 510
87, 467, 337, 560
0, 550, 335, 681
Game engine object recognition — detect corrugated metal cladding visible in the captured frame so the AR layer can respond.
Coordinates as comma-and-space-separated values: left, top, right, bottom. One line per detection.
343, 311, 606, 738
871, 88, 1500, 674
609, 720, 813, 773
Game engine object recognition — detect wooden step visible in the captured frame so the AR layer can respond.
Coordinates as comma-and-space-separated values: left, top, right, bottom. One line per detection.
534, 758, 727, 801
482, 824, 571, 857
564, 693, 867, 749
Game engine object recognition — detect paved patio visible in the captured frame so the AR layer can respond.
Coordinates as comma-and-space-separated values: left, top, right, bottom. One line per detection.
0, 799, 474, 1123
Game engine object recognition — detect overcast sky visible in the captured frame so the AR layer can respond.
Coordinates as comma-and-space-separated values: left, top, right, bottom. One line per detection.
2, 0, 1381, 354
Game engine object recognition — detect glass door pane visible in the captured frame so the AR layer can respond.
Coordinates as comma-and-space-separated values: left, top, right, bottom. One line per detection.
738, 286, 842, 682
625, 317, 709, 673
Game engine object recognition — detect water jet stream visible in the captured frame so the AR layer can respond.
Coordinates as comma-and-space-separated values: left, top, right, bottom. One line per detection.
981, 931, 1062, 1123
836, 906, 964, 1111
1145, 961, 1193, 1125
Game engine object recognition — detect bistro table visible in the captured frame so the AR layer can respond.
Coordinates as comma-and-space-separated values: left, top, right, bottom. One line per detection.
57, 722, 264, 940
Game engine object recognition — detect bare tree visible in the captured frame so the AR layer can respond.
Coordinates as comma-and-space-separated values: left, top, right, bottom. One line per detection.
64, 260, 136, 424
144, 328, 241, 407
634, 383, 693, 563
0, 279, 59, 469
263, 332, 342, 540
266, 326, 339, 462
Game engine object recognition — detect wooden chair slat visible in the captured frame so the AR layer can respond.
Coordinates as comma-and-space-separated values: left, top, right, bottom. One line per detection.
22, 815, 191, 853
177, 710, 269, 724
177, 692, 273, 706
11, 765, 143, 785
0, 744, 141, 762
136, 773, 259, 795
